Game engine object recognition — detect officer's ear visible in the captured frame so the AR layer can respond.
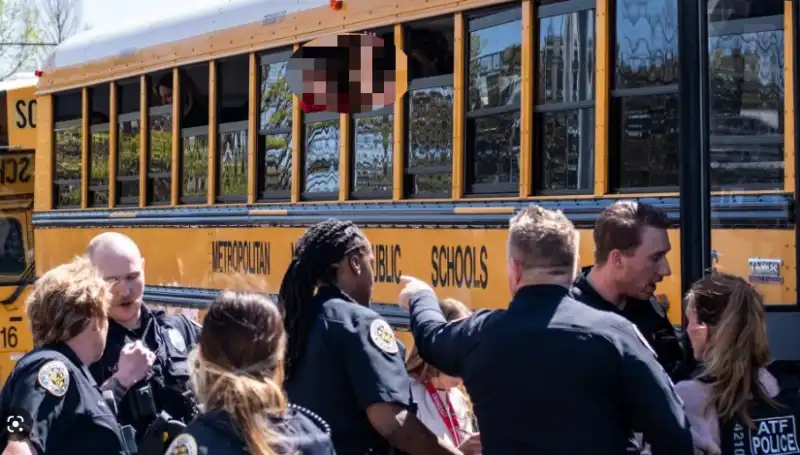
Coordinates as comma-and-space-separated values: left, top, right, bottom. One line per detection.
609, 249, 625, 269
347, 253, 363, 275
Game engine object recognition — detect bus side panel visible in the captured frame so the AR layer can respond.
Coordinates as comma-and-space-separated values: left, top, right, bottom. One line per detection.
0, 285, 33, 385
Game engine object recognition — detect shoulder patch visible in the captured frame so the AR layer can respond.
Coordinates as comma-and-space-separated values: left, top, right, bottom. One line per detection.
369, 319, 399, 355
167, 328, 187, 352
165, 433, 198, 455
37, 360, 70, 397
632, 324, 658, 358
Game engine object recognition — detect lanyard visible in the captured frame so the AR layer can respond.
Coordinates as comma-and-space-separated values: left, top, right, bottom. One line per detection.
424, 381, 461, 446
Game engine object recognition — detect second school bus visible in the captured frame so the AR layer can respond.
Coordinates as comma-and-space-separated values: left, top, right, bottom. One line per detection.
26, 0, 800, 367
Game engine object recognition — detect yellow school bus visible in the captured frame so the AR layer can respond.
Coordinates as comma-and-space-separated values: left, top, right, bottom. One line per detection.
0, 73, 38, 383
28, 0, 800, 363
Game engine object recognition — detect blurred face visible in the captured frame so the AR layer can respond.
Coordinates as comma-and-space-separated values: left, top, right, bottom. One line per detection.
685, 300, 709, 360
430, 374, 463, 391
94, 250, 146, 327
613, 226, 672, 300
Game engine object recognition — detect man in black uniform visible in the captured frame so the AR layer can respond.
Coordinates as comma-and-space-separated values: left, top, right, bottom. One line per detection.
86, 232, 202, 445
280, 219, 463, 455
571, 201, 690, 382
0, 257, 132, 455
401, 205, 694, 455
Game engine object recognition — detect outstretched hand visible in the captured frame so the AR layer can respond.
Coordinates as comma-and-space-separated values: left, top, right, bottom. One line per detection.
398, 275, 435, 311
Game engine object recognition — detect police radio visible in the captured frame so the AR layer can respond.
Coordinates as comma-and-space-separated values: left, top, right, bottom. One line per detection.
136, 411, 186, 455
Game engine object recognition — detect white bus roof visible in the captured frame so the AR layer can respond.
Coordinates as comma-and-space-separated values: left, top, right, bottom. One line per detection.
0, 73, 39, 92
43, 0, 327, 72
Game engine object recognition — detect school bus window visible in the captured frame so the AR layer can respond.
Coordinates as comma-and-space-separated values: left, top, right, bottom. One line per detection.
304, 111, 340, 200
88, 84, 110, 207
179, 64, 210, 204
404, 17, 454, 198
116, 78, 141, 207
147, 70, 173, 205
0, 218, 25, 276
465, 7, 522, 196
258, 49, 293, 201
216, 55, 249, 203
534, 0, 595, 194
53, 90, 82, 209
608, 0, 679, 191
351, 28, 394, 200
708, 0, 784, 189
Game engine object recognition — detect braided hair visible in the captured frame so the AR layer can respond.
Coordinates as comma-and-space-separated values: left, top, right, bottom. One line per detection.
278, 219, 367, 379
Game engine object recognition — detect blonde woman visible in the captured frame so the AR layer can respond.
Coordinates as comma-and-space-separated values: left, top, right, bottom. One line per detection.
406, 298, 481, 455
164, 291, 334, 455
675, 273, 798, 455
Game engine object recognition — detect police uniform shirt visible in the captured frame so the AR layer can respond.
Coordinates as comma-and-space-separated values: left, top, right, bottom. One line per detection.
408, 284, 694, 455
0, 343, 128, 454
572, 266, 690, 382
164, 404, 335, 455
89, 304, 202, 435
284, 286, 412, 455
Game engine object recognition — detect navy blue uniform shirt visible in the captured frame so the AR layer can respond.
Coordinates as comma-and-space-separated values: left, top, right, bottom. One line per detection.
89, 304, 202, 437
409, 284, 694, 455
164, 404, 336, 455
284, 286, 412, 455
0, 343, 129, 454
572, 266, 692, 382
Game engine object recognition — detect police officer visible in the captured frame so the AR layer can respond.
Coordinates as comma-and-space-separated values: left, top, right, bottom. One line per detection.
676, 272, 800, 455
401, 205, 694, 455
165, 291, 334, 455
0, 257, 132, 454
280, 219, 462, 455
571, 200, 690, 382
86, 232, 201, 444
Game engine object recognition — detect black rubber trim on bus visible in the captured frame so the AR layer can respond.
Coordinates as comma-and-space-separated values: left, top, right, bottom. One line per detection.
32, 194, 794, 229
142, 285, 411, 331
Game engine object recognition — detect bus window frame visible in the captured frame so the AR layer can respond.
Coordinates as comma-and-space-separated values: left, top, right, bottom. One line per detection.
302, 110, 341, 201
215, 55, 251, 204
351, 104, 395, 200
52, 118, 83, 209
88, 122, 111, 208
463, 5, 524, 197
707, 13, 785, 191
533, 0, 597, 197
116, 110, 142, 207
257, 48, 294, 203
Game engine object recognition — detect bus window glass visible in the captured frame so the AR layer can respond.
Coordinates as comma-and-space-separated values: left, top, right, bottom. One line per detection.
304, 117, 340, 196
535, 1, 595, 193
708, 0, 783, 188
466, 8, 522, 195
0, 218, 25, 276
117, 79, 141, 207
53, 90, 82, 208
259, 50, 292, 200
148, 70, 173, 205
217, 55, 249, 202
352, 29, 394, 199
89, 84, 110, 207
610, 0, 680, 190
405, 17, 454, 198
180, 64, 210, 204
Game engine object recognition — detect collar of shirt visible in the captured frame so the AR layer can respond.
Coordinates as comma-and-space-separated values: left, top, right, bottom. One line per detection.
51, 341, 96, 385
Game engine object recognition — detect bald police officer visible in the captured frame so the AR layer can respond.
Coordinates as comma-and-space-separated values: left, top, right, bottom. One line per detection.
401, 205, 694, 455
86, 232, 201, 446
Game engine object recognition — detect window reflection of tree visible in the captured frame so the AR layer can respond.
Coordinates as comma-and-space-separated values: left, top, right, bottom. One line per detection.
354, 113, 393, 194
305, 120, 340, 193
259, 54, 293, 199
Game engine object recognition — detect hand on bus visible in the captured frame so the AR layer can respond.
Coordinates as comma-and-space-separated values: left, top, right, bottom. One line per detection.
398, 275, 435, 311
457, 432, 482, 455
115, 340, 156, 387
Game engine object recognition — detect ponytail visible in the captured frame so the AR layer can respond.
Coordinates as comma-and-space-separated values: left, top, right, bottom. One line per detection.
190, 349, 291, 455
693, 273, 778, 427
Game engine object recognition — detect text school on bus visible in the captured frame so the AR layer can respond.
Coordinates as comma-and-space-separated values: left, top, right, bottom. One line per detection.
17, 0, 800, 384
0, 73, 37, 384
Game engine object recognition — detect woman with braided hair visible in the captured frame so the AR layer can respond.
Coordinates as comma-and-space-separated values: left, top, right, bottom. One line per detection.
164, 291, 334, 455
281, 219, 463, 455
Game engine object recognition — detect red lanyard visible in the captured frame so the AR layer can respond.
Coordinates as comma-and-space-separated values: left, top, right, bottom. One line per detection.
424, 381, 461, 445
